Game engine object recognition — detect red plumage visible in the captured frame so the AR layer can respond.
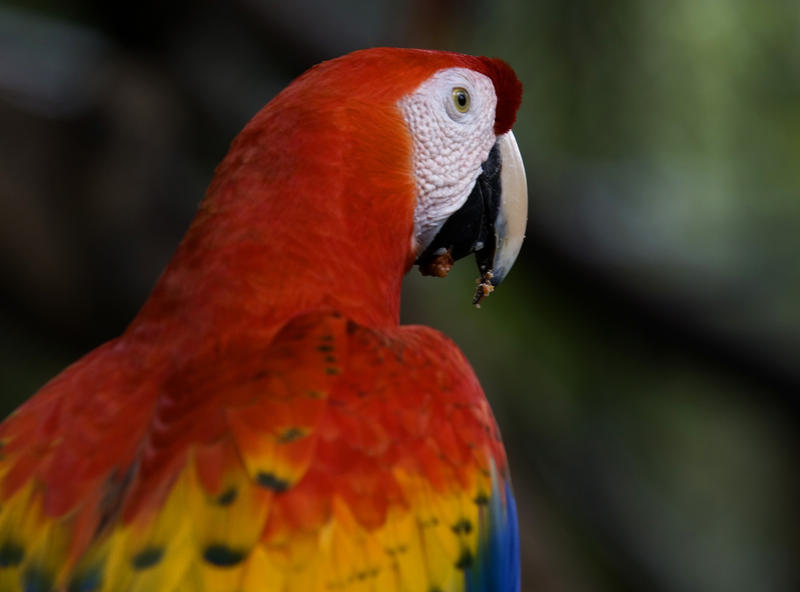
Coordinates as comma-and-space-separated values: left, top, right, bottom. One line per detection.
0, 48, 522, 591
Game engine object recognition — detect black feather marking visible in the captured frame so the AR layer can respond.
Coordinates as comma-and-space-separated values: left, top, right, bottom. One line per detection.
278, 427, 306, 443
216, 487, 238, 506
0, 541, 24, 567
131, 547, 164, 570
455, 548, 474, 570
203, 544, 246, 567
256, 472, 290, 492
451, 518, 473, 535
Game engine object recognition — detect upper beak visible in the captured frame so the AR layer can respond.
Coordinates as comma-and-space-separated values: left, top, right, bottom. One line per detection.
474, 131, 528, 303
416, 130, 528, 305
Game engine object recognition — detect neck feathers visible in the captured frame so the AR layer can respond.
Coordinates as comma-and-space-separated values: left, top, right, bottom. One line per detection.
131, 79, 416, 338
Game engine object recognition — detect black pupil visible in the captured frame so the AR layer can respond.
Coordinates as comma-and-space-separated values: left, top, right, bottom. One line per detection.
456, 92, 467, 107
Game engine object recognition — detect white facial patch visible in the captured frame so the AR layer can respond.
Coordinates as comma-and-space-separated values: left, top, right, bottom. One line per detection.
399, 67, 497, 252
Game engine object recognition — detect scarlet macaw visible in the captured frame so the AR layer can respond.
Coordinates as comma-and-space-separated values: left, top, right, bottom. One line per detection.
0, 48, 526, 592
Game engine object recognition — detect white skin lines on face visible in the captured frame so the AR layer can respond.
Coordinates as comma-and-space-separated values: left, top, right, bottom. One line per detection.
400, 67, 498, 253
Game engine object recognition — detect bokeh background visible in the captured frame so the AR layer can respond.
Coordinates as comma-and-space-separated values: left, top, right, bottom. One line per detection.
1, 1, 798, 590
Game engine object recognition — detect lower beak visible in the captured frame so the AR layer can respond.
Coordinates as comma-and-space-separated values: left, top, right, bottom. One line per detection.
415, 130, 528, 305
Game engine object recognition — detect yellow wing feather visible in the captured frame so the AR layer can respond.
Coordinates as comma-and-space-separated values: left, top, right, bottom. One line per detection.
0, 314, 505, 592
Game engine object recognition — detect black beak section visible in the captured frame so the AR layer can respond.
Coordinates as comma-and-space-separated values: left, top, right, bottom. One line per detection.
415, 131, 528, 305
416, 143, 502, 283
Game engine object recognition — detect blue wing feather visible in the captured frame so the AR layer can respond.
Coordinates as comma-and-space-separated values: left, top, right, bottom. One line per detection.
466, 474, 521, 592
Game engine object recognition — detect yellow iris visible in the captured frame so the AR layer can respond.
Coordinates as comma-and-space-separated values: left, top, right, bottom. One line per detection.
452, 87, 470, 113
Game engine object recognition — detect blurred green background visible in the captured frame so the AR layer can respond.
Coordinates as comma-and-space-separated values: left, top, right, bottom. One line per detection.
0, 1, 797, 590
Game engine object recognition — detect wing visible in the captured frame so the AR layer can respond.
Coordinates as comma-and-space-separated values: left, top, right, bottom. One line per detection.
0, 312, 519, 592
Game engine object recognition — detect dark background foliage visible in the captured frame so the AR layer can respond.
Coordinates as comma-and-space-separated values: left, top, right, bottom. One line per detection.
1, 1, 797, 590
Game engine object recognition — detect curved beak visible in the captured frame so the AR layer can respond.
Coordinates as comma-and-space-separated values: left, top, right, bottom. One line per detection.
473, 131, 528, 303
415, 130, 528, 305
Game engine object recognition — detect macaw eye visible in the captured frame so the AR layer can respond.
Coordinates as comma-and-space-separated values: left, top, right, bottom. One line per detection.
451, 87, 470, 113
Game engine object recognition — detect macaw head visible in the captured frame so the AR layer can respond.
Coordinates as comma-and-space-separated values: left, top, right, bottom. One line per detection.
141, 48, 525, 330
394, 53, 526, 305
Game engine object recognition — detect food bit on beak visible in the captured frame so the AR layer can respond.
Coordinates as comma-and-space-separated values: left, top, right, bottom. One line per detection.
472, 271, 495, 307
419, 248, 454, 278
